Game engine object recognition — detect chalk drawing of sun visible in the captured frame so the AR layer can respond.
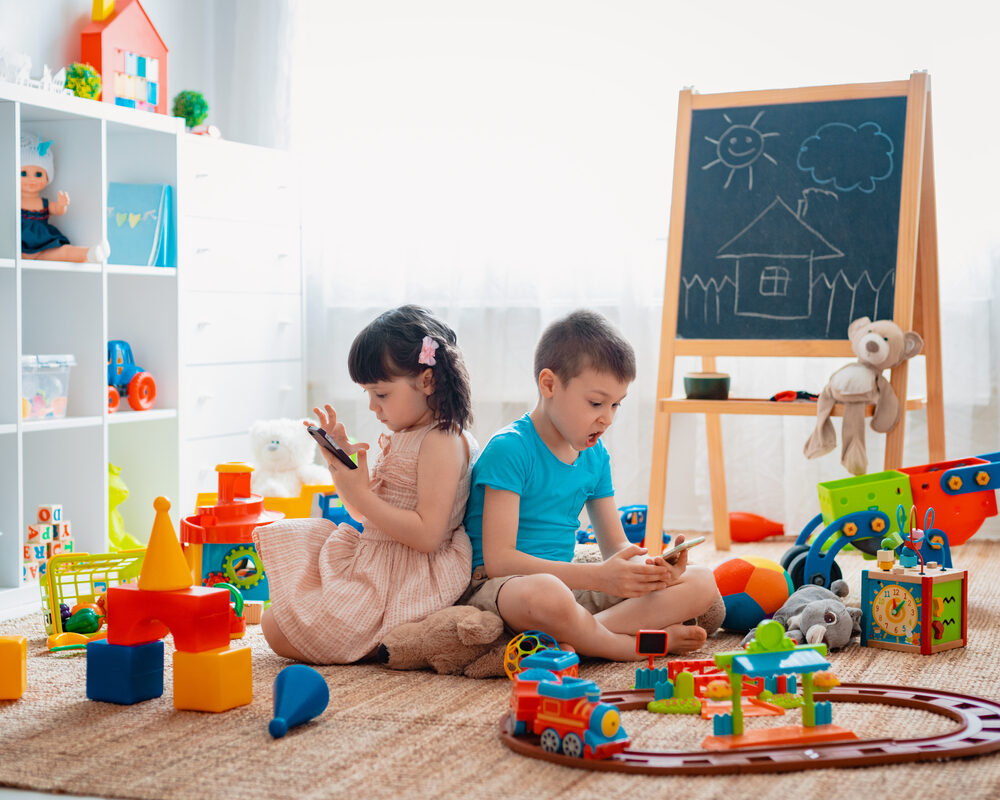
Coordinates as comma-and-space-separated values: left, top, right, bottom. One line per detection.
702, 111, 779, 190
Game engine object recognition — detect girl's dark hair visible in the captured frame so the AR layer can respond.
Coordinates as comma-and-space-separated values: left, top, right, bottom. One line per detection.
348, 305, 472, 433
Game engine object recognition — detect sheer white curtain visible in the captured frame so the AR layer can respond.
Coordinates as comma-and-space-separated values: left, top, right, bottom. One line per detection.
285, 1, 1000, 537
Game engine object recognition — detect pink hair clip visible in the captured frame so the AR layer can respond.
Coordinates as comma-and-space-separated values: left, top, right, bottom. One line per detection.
418, 336, 439, 366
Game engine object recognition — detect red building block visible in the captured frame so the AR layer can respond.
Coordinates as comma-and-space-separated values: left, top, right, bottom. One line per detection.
106, 583, 230, 652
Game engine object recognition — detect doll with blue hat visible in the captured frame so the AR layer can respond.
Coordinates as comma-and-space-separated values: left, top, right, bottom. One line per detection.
20, 132, 109, 263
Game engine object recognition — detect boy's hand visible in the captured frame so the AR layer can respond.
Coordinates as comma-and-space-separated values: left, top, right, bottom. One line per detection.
643, 533, 689, 581
599, 544, 671, 598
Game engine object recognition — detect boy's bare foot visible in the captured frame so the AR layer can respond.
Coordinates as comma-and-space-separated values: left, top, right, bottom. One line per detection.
665, 623, 707, 654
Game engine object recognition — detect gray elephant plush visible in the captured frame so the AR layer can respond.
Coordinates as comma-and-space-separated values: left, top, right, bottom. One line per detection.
741, 580, 861, 650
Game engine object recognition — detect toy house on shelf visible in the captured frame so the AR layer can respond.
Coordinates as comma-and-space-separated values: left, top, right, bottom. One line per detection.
81, 0, 168, 114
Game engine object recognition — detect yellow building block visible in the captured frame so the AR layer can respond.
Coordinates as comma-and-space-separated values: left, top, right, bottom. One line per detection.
139, 497, 193, 592
0, 635, 27, 700
173, 646, 252, 712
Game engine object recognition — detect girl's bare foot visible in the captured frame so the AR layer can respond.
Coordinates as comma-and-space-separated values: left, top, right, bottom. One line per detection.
665, 623, 707, 654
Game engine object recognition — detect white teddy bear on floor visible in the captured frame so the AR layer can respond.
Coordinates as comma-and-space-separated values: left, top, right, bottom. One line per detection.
249, 418, 332, 497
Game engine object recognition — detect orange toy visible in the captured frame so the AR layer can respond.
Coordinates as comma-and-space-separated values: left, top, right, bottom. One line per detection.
0, 636, 27, 700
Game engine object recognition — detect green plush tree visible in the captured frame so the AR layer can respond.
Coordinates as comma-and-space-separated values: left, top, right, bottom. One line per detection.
65, 63, 101, 100
172, 90, 209, 128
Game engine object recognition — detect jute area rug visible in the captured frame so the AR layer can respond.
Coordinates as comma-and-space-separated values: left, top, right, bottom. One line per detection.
2, 537, 1000, 800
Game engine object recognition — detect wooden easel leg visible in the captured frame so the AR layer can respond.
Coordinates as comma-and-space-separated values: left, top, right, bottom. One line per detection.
918, 93, 945, 462
645, 410, 672, 558
885, 360, 909, 470
705, 412, 731, 550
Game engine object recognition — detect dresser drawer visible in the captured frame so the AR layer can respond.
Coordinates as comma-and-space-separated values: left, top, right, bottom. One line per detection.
181, 217, 301, 293
179, 138, 299, 224
181, 361, 304, 439
181, 292, 302, 365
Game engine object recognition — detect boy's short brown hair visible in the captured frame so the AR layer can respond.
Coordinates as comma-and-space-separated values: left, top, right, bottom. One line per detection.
534, 309, 636, 385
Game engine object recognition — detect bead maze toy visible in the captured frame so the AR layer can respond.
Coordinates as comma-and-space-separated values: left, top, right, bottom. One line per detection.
861, 505, 967, 654
270, 664, 330, 738
181, 463, 284, 602
88, 496, 252, 711
780, 452, 998, 590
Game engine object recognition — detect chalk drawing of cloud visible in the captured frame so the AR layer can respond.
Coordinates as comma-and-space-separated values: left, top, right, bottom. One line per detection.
796, 121, 894, 193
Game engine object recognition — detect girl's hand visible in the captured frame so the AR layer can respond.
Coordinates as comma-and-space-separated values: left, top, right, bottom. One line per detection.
309, 404, 369, 455
306, 404, 371, 508
599, 544, 671, 598
50, 191, 69, 215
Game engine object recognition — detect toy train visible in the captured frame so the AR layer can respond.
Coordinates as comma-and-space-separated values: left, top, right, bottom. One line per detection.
509, 651, 630, 760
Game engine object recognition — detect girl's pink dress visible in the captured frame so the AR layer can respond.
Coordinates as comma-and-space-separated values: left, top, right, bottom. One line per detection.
253, 424, 475, 664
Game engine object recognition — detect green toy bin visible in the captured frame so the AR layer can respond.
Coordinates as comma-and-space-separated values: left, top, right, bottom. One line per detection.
817, 470, 913, 539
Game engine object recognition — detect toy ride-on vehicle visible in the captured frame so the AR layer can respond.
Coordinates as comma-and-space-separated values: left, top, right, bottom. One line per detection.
107, 339, 157, 412
781, 453, 1000, 589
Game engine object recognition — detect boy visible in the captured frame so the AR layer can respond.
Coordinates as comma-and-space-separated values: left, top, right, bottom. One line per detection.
463, 310, 722, 660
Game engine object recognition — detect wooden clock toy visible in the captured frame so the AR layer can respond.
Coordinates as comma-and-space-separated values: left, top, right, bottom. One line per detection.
861, 567, 968, 654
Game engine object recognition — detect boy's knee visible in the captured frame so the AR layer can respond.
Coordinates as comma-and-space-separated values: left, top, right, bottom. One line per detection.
506, 573, 577, 622
685, 564, 722, 614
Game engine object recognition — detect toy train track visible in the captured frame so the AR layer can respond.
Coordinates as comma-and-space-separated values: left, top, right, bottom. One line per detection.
499, 682, 1000, 774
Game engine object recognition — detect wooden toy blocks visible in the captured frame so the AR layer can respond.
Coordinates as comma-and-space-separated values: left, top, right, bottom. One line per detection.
0, 635, 27, 700
173, 646, 252, 712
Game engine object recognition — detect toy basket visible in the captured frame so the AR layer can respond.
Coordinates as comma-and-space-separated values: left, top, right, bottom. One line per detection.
40, 550, 145, 639
817, 470, 913, 538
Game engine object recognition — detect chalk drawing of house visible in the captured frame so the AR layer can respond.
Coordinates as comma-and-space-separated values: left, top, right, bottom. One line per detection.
717, 196, 843, 320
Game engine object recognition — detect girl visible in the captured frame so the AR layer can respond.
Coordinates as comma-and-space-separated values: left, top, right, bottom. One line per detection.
254, 305, 477, 663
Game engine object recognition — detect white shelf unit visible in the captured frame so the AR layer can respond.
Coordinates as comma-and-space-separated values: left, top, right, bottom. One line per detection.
0, 84, 304, 618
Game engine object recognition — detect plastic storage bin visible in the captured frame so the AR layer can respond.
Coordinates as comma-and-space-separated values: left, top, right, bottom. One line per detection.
21, 354, 76, 419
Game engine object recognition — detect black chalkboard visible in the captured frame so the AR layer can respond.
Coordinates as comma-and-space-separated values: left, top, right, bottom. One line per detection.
677, 95, 908, 340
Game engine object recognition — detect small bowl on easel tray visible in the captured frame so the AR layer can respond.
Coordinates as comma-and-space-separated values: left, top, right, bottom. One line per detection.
683, 372, 730, 400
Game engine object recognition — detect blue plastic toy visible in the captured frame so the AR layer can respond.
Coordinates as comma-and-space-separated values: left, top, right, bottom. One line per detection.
269, 664, 330, 738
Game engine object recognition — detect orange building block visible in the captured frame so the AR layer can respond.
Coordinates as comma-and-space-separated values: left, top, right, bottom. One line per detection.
173, 646, 252, 712
106, 583, 230, 652
0, 635, 27, 700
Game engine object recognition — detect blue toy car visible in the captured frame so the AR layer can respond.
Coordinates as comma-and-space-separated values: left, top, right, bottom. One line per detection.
575, 504, 670, 547
107, 339, 156, 412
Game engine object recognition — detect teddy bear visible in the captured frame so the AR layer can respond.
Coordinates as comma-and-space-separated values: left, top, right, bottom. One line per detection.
376, 605, 509, 678
804, 316, 922, 475
249, 418, 331, 497
741, 580, 861, 650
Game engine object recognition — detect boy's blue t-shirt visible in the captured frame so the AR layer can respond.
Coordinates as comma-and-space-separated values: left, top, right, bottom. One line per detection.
464, 413, 614, 570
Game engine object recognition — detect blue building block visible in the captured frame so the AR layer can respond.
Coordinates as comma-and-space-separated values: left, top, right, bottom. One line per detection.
713, 712, 734, 736
317, 493, 364, 531
270, 664, 330, 737
815, 700, 833, 726
86, 639, 164, 705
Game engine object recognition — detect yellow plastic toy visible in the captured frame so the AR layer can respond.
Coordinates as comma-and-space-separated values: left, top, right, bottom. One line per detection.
173, 646, 252, 712
138, 496, 193, 592
0, 636, 27, 700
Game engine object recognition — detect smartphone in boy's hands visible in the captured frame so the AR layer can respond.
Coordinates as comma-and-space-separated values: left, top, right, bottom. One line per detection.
660, 535, 705, 564
307, 425, 358, 469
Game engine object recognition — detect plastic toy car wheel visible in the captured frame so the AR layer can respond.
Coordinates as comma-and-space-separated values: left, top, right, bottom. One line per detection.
107, 386, 120, 412
540, 728, 561, 754
786, 551, 842, 590
562, 732, 584, 758
127, 372, 157, 410
779, 544, 810, 572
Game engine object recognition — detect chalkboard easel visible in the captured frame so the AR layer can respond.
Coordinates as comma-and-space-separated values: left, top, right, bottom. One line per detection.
644, 72, 944, 553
